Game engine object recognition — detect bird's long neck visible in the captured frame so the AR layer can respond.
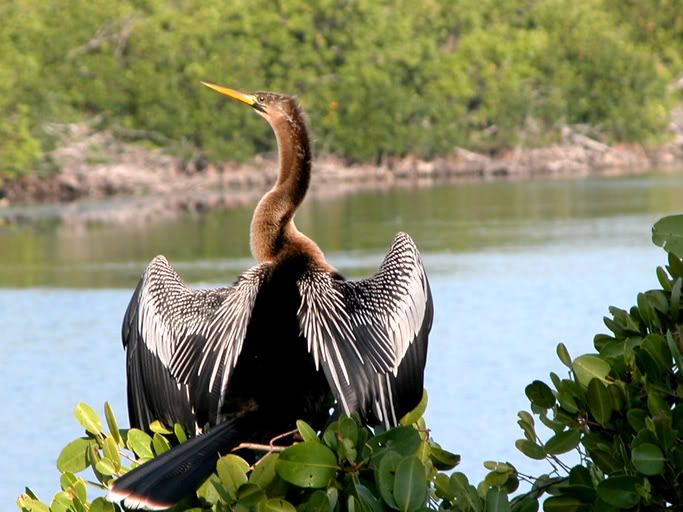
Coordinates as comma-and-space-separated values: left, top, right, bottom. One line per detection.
250, 112, 318, 263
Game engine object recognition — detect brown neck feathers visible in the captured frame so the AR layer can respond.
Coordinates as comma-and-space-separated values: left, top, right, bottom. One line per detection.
250, 102, 315, 263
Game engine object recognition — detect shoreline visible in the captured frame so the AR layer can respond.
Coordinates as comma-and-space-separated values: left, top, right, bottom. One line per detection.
1, 123, 682, 226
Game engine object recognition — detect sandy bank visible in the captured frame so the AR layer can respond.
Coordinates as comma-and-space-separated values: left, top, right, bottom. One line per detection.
1, 119, 682, 226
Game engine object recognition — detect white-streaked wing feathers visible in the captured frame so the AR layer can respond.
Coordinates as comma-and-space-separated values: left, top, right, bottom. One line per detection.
297, 232, 432, 428
124, 255, 268, 432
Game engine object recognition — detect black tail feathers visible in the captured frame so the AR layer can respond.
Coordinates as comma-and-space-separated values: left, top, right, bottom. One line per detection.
107, 417, 246, 510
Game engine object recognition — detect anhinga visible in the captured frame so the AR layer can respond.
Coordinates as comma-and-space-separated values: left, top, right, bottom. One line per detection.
108, 83, 433, 510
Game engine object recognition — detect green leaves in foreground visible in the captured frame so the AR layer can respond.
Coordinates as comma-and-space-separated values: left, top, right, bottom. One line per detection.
514, 218, 683, 510
276, 442, 337, 488
18, 401, 464, 512
652, 214, 683, 259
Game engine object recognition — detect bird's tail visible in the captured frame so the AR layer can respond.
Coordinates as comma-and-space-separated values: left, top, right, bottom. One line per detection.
107, 416, 248, 510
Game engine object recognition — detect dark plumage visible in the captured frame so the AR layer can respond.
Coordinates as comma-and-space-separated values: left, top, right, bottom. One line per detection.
107, 83, 433, 510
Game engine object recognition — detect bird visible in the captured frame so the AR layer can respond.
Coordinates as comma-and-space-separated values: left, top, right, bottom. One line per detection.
107, 82, 433, 510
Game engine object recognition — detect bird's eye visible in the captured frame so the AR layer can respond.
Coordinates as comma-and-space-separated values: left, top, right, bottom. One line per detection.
257, 95, 265, 103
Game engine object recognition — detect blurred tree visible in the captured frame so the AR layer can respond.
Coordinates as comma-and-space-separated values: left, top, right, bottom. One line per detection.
0, 0, 679, 177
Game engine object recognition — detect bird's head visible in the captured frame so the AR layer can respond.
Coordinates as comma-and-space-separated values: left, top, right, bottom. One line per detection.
202, 82, 302, 129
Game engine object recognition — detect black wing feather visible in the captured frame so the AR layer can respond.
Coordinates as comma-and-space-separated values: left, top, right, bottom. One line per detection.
122, 255, 268, 434
297, 232, 432, 428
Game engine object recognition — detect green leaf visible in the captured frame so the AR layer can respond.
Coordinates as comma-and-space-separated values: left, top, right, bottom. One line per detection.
298, 490, 332, 512
485, 487, 509, 512
666, 331, 683, 372
95, 458, 117, 476
631, 443, 665, 476
217, 454, 249, 497
258, 498, 296, 512
59, 473, 87, 503
326, 488, 339, 510
416, 439, 430, 465
174, 423, 187, 444
89, 498, 116, 512
355, 481, 385, 512
544, 430, 581, 455
276, 442, 338, 488
104, 402, 123, 447
338, 416, 359, 445
518, 411, 535, 426
152, 432, 171, 455
515, 440, 545, 460
126, 428, 153, 459
16, 492, 50, 512
525, 380, 555, 409
586, 378, 613, 426
608, 383, 624, 412
296, 420, 321, 443
434, 473, 454, 501
510, 496, 538, 512
627, 409, 648, 431
596, 476, 640, 508
642, 334, 672, 373
393, 456, 427, 512
74, 402, 103, 436
50, 491, 72, 512
376, 450, 402, 508
517, 411, 536, 442
485, 470, 509, 488
322, 420, 339, 450
237, 482, 266, 506
635, 346, 663, 380
249, 453, 279, 489
449, 473, 483, 512
57, 438, 92, 473
569, 465, 592, 487
365, 426, 421, 461
647, 391, 669, 417
671, 278, 681, 320
557, 343, 572, 368
87, 442, 104, 481
197, 475, 222, 506
557, 391, 579, 414
572, 355, 610, 387
103, 436, 121, 468
400, 389, 428, 426
429, 443, 460, 470
149, 420, 172, 434
656, 266, 672, 291
590, 449, 622, 474
542, 495, 587, 512
652, 214, 683, 259
669, 252, 683, 278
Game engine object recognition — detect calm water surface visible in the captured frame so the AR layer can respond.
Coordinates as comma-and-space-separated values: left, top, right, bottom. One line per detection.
1, 174, 682, 506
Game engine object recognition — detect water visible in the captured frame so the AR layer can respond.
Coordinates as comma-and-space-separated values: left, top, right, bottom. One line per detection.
1, 174, 681, 507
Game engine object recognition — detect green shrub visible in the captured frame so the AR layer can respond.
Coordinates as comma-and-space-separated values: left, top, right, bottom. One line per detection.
514, 215, 683, 510
1, 0, 681, 177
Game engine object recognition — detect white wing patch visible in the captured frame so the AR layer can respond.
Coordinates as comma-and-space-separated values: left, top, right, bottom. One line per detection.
132, 256, 268, 426
297, 232, 431, 428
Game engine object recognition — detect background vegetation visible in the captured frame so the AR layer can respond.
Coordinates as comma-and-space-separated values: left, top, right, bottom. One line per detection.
1, 0, 682, 178
16, 215, 683, 510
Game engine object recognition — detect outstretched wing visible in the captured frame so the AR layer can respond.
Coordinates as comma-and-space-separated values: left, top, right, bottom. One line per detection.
297, 232, 433, 428
122, 256, 269, 435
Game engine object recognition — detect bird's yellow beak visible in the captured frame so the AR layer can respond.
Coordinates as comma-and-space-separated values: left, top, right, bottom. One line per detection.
201, 82, 257, 106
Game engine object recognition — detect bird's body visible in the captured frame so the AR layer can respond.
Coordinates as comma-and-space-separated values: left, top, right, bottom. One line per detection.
109, 84, 433, 510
